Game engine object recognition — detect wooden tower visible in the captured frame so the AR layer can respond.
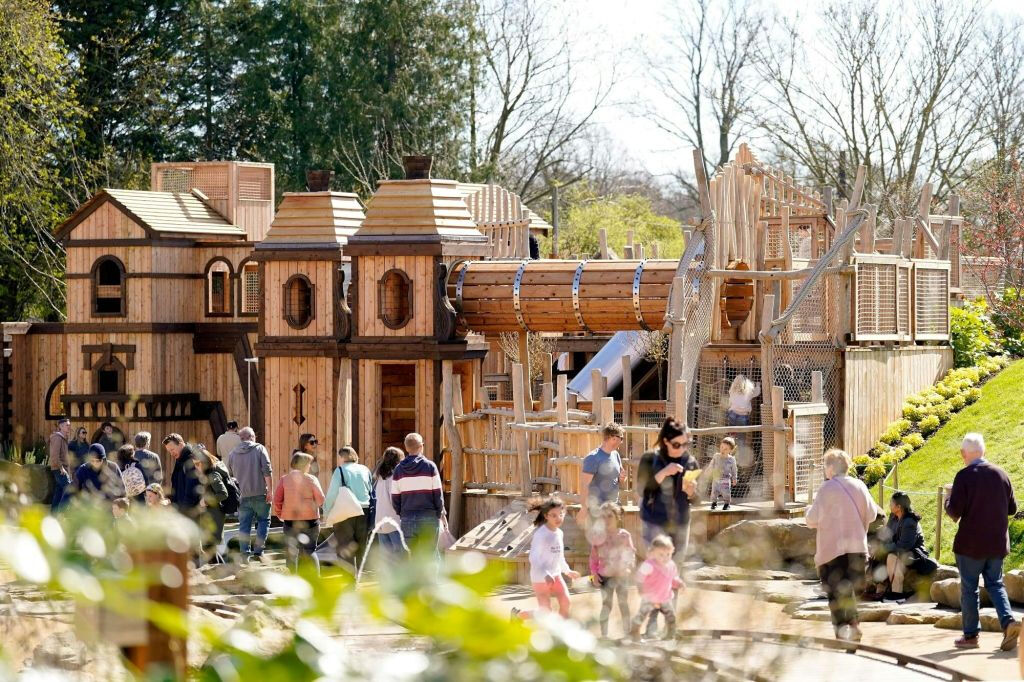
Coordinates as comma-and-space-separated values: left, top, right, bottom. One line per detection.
345, 156, 489, 468
253, 190, 364, 485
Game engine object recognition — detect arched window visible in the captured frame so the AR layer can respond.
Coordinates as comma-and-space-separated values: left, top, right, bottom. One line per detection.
238, 259, 260, 315
205, 257, 234, 316
94, 356, 126, 394
44, 373, 67, 419
92, 256, 126, 316
378, 268, 412, 329
283, 274, 314, 329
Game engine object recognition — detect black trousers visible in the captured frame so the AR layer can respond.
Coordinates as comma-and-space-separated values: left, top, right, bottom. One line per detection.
818, 553, 866, 628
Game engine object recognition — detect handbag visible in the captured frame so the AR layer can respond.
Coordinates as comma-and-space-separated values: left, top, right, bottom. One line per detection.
324, 466, 365, 526
437, 514, 456, 552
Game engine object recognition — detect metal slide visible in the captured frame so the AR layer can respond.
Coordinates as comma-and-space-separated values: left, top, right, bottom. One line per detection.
565, 330, 644, 400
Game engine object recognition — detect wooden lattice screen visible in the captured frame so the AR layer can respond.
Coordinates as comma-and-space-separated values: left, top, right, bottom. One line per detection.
786, 402, 827, 504
852, 256, 913, 342
913, 262, 950, 340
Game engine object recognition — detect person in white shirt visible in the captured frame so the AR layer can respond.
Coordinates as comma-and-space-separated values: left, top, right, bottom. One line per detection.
371, 447, 404, 555
513, 496, 580, 620
806, 449, 883, 643
217, 421, 241, 462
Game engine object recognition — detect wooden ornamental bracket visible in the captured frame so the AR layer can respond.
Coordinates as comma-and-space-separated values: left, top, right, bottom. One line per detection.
434, 260, 459, 340
377, 268, 413, 330
292, 383, 306, 426
335, 266, 352, 341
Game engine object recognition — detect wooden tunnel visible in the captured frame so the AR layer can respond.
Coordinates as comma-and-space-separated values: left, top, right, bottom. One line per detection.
447, 259, 678, 333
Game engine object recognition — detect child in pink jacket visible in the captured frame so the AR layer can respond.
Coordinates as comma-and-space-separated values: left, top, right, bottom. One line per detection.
631, 534, 684, 639
588, 502, 636, 637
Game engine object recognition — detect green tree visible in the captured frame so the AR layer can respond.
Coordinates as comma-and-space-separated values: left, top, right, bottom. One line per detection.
552, 185, 686, 260
0, 0, 83, 320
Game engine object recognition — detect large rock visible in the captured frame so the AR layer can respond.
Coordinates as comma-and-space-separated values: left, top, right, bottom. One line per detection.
886, 606, 952, 625
702, 519, 817, 571
933, 564, 959, 581
930, 578, 990, 609
1004, 569, 1024, 604
934, 609, 1006, 632
31, 631, 91, 670
688, 565, 808, 582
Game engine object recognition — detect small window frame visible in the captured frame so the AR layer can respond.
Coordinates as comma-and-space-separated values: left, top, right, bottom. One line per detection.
204, 257, 234, 318
94, 356, 126, 395
91, 256, 127, 318
377, 268, 413, 330
237, 259, 261, 317
283, 274, 315, 330
44, 373, 68, 419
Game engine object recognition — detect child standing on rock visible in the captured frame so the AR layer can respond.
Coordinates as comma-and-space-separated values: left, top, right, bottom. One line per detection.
588, 502, 636, 637
709, 437, 738, 511
631, 534, 684, 639
514, 496, 580, 620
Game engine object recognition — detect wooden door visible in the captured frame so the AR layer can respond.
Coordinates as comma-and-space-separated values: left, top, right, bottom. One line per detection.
380, 363, 416, 455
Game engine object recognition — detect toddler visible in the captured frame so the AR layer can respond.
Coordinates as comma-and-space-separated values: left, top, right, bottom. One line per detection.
726, 374, 760, 426
515, 496, 580, 620
588, 502, 636, 637
709, 437, 738, 511
631, 534, 684, 639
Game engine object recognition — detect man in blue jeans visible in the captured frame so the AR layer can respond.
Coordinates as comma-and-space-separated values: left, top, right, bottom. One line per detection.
48, 418, 72, 512
945, 432, 1020, 651
227, 427, 273, 561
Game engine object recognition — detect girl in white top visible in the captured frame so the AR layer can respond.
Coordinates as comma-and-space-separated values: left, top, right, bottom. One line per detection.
372, 447, 405, 554
515, 496, 580, 620
726, 374, 760, 424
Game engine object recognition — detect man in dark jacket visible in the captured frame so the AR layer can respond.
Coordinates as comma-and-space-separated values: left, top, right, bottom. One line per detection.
163, 433, 203, 521
945, 433, 1019, 651
74, 444, 121, 501
48, 418, 72, 512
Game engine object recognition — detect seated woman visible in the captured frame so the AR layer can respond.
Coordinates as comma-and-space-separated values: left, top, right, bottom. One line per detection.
879, 491, 937, 600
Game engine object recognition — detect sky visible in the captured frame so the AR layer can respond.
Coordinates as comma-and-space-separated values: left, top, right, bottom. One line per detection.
563, 0, 1024, 182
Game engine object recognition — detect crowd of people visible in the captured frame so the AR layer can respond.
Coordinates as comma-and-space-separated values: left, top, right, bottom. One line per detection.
46, 413, 1023, 651
46, 417, 447, 570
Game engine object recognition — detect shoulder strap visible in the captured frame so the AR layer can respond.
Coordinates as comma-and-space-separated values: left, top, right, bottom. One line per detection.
337, 464, 347, 487
832, 478, 868, 531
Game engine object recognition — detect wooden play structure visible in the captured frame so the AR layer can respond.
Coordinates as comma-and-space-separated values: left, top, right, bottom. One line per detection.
1, 146, 956, 575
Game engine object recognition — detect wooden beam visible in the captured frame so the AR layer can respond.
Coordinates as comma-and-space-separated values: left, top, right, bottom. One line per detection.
441, 361, 465, 535
511, 362, 532, 497
600, 396, 615, 425
848, 165, 867, 211
621, 354, 632, 456
771, 385, 787, 510
598, 229, 609, 259
693, 148, 712, 218
811, 371, 823, 404
591, 369, 605, 405
673, 379, 688, 428
517, 332, 533, 404
556, 374, 568, 425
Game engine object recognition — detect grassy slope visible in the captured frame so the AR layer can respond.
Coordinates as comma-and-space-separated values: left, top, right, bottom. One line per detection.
876, 359, 1024, 568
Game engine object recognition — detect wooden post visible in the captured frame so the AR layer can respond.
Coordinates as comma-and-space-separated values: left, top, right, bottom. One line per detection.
551, 185, 560, 258
625, 230, 635, 260
540, 382, 553, 411
621, 354, 632, 455
811, 371, 823, 403
541, 352, 553, 387
878, 469, 886, 508
556, 374, 568, 425
935, 485, 944, 563
893, 459, 899, 491
442, 361, 466, 535
517, 332, 533, 404
591, 369, 605, 407
511, 362, 532, 496
771, 385, 787, 510
600, 396, 615, 425
599, 229, 610, 259
666, 275, 686, 385
651, 242, 660, 259
636, 243, 645, 260
673, 380, 688, 428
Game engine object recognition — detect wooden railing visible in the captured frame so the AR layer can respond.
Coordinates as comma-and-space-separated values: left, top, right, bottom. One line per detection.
61, 393, 210, 421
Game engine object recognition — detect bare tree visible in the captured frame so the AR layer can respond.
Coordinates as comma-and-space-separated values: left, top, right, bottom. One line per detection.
643, 0, 766, 192
755, 0, 983, 212
471, 0, 613, 204
976, 17, 1024, 166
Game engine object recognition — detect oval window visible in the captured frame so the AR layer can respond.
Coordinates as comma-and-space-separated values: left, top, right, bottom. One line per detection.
284, 275, 314, 329
379, 269, 412, 329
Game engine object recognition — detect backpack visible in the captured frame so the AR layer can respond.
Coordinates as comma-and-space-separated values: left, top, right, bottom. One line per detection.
121, 462, 146, 498
220, 470, 241, 515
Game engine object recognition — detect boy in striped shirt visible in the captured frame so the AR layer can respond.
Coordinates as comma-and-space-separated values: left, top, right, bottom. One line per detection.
392, 432, 446, 551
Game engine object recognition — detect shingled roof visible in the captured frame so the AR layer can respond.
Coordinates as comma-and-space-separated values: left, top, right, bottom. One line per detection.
258, 191, 365, 249
54, 188, 245, 240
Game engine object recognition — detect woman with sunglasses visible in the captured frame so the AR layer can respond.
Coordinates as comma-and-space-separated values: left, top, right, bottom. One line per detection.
636, 417, 699, 562
68, 426, 91, 469
298, 433, 320, 478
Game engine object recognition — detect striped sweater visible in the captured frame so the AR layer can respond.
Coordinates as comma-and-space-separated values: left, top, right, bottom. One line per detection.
391, 453, 445, 518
